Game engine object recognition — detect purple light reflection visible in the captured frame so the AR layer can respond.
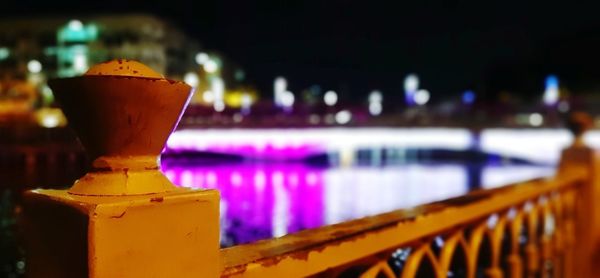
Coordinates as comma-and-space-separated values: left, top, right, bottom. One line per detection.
162, 162, 324, 246
162, 161, 555, 247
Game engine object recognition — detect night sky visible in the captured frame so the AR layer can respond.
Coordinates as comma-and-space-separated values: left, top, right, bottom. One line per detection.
3, 1, 600, 101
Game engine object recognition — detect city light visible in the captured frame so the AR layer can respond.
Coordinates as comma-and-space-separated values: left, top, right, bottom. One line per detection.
73, 52, 88, 73
274, 77, 287, 107
369, 102, 383, 116
404, 74, 419, 106
211, 77, 225, 106
414, 89, 430, 105
404, 74, 419, 92
281, 91, 295, 109
543, 75, 559, 106
68, 19, 83, 31
241, 93, 252, 115
335, 110, 352, 124
203, 59, 218, 73
203, 90, 215, 103
324, 90, 338, 106
0, 47, 9, 60
183, 72, 200, 87
195, 52, 209, 65
529, 113, 543, 127
214, 101, 225, 112
27, 60, 42, 73
462, 90, 475, 104
368, 90, 383, 116
368, 90, 383, 103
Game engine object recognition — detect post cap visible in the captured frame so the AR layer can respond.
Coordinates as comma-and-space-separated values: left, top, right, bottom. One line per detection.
85, 59, 164, 78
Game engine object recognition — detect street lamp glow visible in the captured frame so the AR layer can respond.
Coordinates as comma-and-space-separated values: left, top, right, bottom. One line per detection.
183, 72, 199, 87
274, 77, 287, 107
214, 101, 225, 112
281, 91, 295, 108
543, 75, 559, 106
369, 90, 383, 103
73, 53, 88, 73
324, 90, 338, 106
414, 89, 430, 105
68, 19, 83, 31
0, 47, 9, 60
369, 102, 382, 116
27, 60, 42, 73
529, 113, 543, 127
404, 74, 419, 93
462, 90, 475, 104
335, 110, 352, 124
195, 52, 209, 65
202, 90, 215, 103
211, 77, 225, 105
203, 59, 218, 73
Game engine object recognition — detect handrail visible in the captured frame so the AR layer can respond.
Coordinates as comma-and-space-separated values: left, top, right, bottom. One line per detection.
221, 170, 586, 277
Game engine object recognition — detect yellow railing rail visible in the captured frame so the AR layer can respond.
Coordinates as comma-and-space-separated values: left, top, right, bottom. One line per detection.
220, 170, 587, 278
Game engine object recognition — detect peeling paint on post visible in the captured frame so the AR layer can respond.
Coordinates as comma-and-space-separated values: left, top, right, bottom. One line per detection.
22, 60, 220, 278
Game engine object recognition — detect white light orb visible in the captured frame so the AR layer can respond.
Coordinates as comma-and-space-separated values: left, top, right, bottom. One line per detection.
404, 74, 419, 92
414, 89, 430, 105
183, 72, 199, 87
324, 90, 338, 106
203, 59, 218, 73
27, 60, 42, 73
195, 52, 209, 65
335, 110, 352, 124
369, 102, 383, 116
529, 113, 543, 127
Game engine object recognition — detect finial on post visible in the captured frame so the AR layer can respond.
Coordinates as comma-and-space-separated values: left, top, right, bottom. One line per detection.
49, 59, 194, 196
566, 111, 593, 147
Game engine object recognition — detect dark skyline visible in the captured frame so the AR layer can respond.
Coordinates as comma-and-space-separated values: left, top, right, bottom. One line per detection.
2, 1, 600, 101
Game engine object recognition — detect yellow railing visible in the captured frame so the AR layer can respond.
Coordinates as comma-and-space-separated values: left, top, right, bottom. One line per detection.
220, 169, 589, 278
20, 61, 600, 277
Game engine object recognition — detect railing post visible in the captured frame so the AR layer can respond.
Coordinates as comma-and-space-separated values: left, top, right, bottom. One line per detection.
558, 112, 599, 277
21, 60, 221, 277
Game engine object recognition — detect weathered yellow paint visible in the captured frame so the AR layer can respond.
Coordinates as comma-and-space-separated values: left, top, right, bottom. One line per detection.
220, 173, 584, 278
23, 188, 220, 278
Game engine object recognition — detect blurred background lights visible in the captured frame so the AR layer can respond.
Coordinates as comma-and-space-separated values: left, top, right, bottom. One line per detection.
183, 72, 199, 87
203, 59, 218, 73
241, 93, 252, 114
73, 53, 87, 73
202, 90, 215, 103
369, 102, 383, 116
0, 47, 9, 60
67, 19, 83, 30
281, 91, 295, 108
529, 113, 543, 127
195, 52, 209, 65
27, 60, 42, 73
214, 101, 225, 112
414, 89, 430, 105
368, 90, 383, 103
335, 110, 352, 124
404, 74, 419, 93
543, 75, 559, 106
211, 77, 225, 105
462, 90, 475, 104
324, 90, 338, 106
368, 90, 383, 116
274, 77, 287, 107
558, 101, 570, 113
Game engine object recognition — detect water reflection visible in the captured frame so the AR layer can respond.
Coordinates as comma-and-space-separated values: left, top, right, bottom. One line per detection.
162, 161, 553, 246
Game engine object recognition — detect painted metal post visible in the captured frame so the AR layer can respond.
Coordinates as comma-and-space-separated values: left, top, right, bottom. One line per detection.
21, 60, 220, 277
557, 112, 598, 277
